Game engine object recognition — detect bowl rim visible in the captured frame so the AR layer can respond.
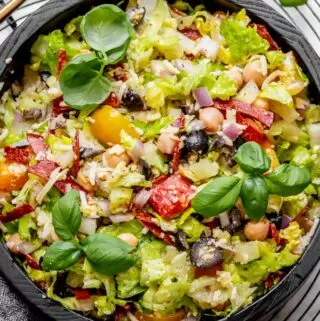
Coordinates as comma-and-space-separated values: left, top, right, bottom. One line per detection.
0, 1, 320, 321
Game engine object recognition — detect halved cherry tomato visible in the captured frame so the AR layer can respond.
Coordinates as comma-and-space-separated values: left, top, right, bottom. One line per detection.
137, 310, 186, 321
90, 105, 139, 145
195, 262, 223, 278
75, 289, 91, 300
0, 162, 28, 192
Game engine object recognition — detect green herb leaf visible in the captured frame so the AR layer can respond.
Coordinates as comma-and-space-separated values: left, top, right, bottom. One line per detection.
42, 241, 82, 271
192, 176, 242, 217
240, 175, 269, 220
59, 54, 111, 110
52, 190, 81, 241
235, 142, 271, 174
265, 164, 311, 196
107, 40, 131, 65
80, 4, 133, 54
81, 234, 136, 276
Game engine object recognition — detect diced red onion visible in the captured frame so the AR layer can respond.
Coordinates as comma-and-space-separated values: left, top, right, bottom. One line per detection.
194, 87, 213, 107
79, 218, 97, 235
133, 189, 152, 209
98, 200, 110, 216
109, 214, 134, 223
281, 215, 292, 229
219, 212, 230, 228
129, 141, 145, 163
223, 123, 242, 141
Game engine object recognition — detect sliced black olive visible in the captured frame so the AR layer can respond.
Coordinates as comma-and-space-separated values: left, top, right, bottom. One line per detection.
138, 159, 152, 180
184, 130, 208, 155
220, 146, 236, 168
40, 71, 51, 82
126, 7, 146, 27
224, 207, 242, 234
175, 230, 189, 251
80, 147, 104, 160
234, 136, 246, 150
53, 273, 74, 298
22, 108, 43, 121
210, 136, 226, 151
122, 89, 145, 110
266, 212, 282, 230
191, 238, 223, 269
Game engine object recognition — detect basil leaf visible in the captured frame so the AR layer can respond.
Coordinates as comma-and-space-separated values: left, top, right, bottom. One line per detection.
52, 190, 81, 241
42, 241, 82, 271
60, 54, 111, 110
240, 175, 269, 220
265, 164, 311, 196
80, 4, 133, 53
81, 234, 136, 276
107, 40, 131, 65
235, 142, 271, 174
192, 177, 242, 217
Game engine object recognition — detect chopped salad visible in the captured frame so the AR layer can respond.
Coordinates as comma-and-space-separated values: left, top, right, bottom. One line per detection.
0, 0, 319, 320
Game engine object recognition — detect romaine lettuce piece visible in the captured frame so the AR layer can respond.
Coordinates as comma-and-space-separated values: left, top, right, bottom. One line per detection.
260, 84, 293, 107
143, 116, 175, 139
116, 266, 145, 298
109, 187, 133, 214
98, 220, 143, 237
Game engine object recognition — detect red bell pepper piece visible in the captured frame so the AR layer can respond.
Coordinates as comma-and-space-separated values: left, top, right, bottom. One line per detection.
28, 160, 59, 181
103, 92, 120, 107
251, 24, 279, 51
27, 133, 48, 155
264, 271, 286, 289
172, 114, 185, 129
52, 97, 71, 118
54, 177, 85, 194
148, 175, 196, 219
236, 113, 265, 144
292, 205, 310, 222
57, 49, 67, 77
213, 99, 274, 128
270, 223, 281, 245
71, 130, 80, 178
132, 211, 156, 225
171, 7, 186, 16
75, 289, 91, 300
179, 28, 201, 41
171, 141, 181, 173
4, 146, 32, 165
24, 253, 41, 270
0, 204, 33, 223
195, 262, 223, 278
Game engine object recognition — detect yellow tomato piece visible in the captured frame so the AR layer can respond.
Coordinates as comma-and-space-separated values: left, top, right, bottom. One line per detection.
90, 105, 139, 145
0, 162, 28, 192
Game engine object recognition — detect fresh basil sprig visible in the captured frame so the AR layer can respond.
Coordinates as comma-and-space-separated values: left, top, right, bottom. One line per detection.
42, 190, 136, 275
59, 4, 133, 110
192, 142, 311, 220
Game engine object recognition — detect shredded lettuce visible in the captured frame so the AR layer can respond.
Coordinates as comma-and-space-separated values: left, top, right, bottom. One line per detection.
178, 217, 205, 242
142, 142, 168, 173
109, 187, 133, 214
305, 105, 320, 124
143, 116, 175, 139
266, 51, 286, 70
260, 84, 293, 107
98, 220, 143, 237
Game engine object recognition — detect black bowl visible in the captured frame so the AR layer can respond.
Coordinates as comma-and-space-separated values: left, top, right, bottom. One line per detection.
0, 1, 320, 321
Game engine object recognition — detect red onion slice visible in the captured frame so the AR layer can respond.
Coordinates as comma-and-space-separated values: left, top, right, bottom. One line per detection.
133, 189, 152, 209
194, 87, 213, 107
223, 123, 242, 141
129, 141, 145, 163
281, 215, 292, 229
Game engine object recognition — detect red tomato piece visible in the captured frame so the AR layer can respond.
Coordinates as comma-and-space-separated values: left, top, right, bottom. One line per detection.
236, 113, 265, 144
71, 130, 80, 178
179, 28, 201, 41
195, 262, 223, 278
57, 49, 67, 77
269, 223, 281, 245
27, 133, 48, 155
55, 177, 85, 194
251, 24, 280, 51
171, 7, 186, 16
0, 204, 33, 223
24, 253, 41, 270
143, 222, 176, 246
28, 160, 59, 180
103, 92, 120, 107
213, 99, 274, 128
52, 97, 71, 118
171, 142, 181, 173
75, 289, 91, 301
172, 114, 185, 129
4, 146, 32, 164
148, 175, 196, 219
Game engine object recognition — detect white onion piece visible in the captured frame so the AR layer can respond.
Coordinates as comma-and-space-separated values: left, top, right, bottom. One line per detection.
79, 218, 97, 235
194, 87, 213, 107
0, 221, 7, 233
219, 212, 230, 228
189, 119, 205, 131
18, 241, 40, 254
295, 97, 310, 110
133, 189, 152, 209
262, 71, 286, 89
98, 200, 110, 216
109, 214, 134, 223
235, 80, 260, 104
137, 0, 157, 18
223, 123, 242, 141
178, 34, 196, 54
75, 297, 94, 312
174, 59, 194, 73
307, 124, 320, 147
194, 36, 219, 62
129, 141, 145, 163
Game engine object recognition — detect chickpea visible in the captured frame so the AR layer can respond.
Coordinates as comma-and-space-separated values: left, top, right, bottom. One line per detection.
244, 220, 270, 241
77, 169, 95, 192
227, 68, 243, 90
118, 233, 138, 247
253, 97, 269, 110
199, 107, 224, 133
103, 150, 130, 168
157, 133, 178, 155
243, 60, 266, 87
